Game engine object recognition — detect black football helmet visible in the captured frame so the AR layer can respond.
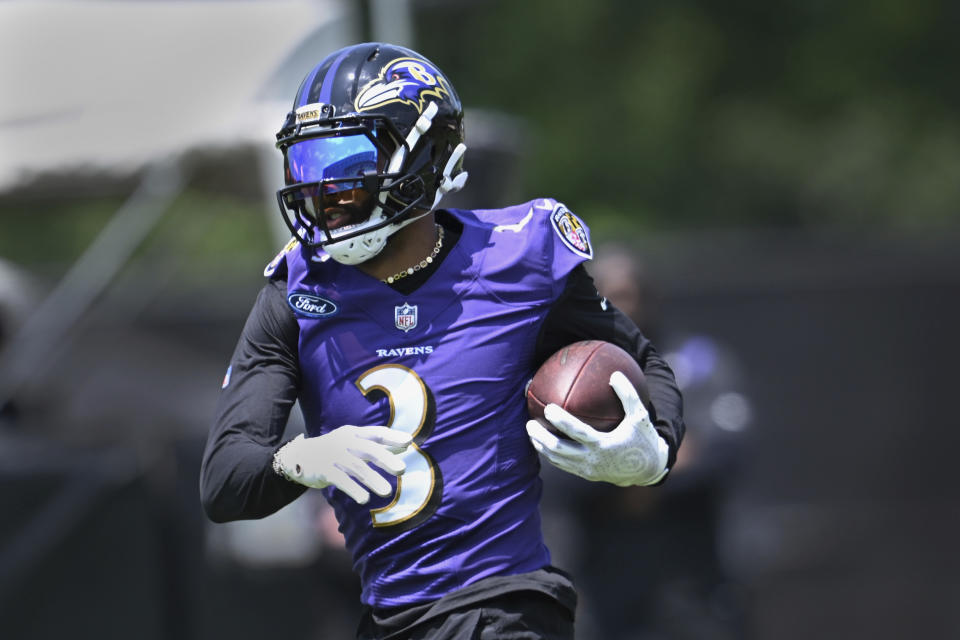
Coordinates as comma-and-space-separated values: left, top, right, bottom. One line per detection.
275, 42, 468, 264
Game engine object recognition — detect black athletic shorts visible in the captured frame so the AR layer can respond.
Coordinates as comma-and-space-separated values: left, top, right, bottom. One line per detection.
356, 567, 577, 640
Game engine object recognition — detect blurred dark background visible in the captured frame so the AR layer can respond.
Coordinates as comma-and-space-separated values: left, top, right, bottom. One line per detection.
1, 1, 958, 638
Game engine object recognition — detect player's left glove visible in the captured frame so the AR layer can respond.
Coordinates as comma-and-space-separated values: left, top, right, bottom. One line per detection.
526, 371, 669, 486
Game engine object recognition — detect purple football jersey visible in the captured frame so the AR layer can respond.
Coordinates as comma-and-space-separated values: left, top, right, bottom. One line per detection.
283, 198, 592, 607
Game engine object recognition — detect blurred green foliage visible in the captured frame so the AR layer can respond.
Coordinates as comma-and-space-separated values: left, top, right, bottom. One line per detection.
416, 0, 960, 235
0, 185, 273, 283
0, 197, 123, 272
147, 189, 275, 282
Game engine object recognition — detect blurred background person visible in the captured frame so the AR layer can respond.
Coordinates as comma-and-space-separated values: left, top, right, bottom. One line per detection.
566, 244, 751, 640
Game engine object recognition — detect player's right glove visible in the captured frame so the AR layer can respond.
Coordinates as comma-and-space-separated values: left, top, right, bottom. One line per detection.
273, 426, 412, 504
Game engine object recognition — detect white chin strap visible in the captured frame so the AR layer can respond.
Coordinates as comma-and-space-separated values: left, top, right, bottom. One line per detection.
434, 142, 468, 208
323, 101, 468, 266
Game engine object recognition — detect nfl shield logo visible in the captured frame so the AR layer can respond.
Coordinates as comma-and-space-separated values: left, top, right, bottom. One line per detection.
395, 303, 418, 332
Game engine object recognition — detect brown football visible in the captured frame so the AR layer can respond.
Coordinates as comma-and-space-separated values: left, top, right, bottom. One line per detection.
526, 340, 650, 436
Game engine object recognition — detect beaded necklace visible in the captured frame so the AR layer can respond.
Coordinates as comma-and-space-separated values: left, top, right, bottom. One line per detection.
382, 225, 445, 284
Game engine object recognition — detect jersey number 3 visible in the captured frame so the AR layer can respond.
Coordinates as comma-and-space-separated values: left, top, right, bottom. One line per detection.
355, 364, 442, 530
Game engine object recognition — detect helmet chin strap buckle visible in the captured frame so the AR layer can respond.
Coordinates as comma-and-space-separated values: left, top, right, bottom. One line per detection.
437, 143, 469, 200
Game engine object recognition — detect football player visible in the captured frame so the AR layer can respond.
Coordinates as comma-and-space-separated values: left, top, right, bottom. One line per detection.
200, 42, 684, 640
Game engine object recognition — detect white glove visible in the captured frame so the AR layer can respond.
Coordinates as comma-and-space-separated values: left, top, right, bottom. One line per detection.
526, 371, 670, 486
274, 426, 412, 504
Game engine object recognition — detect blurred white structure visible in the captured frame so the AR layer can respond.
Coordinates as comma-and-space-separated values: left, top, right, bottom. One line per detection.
0, 0, 354, 190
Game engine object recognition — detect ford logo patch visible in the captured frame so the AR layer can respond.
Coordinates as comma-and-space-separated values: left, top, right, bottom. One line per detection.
287, 292, 339, 318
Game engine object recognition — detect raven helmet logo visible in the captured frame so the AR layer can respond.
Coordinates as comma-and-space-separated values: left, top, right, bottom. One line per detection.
355, 57, 451, 114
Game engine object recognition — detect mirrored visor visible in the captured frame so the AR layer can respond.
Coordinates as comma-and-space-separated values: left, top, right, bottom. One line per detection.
286, 134, 379, 191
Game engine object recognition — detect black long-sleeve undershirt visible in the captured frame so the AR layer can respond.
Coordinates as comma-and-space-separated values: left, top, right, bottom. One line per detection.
200, 260, 684, 523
